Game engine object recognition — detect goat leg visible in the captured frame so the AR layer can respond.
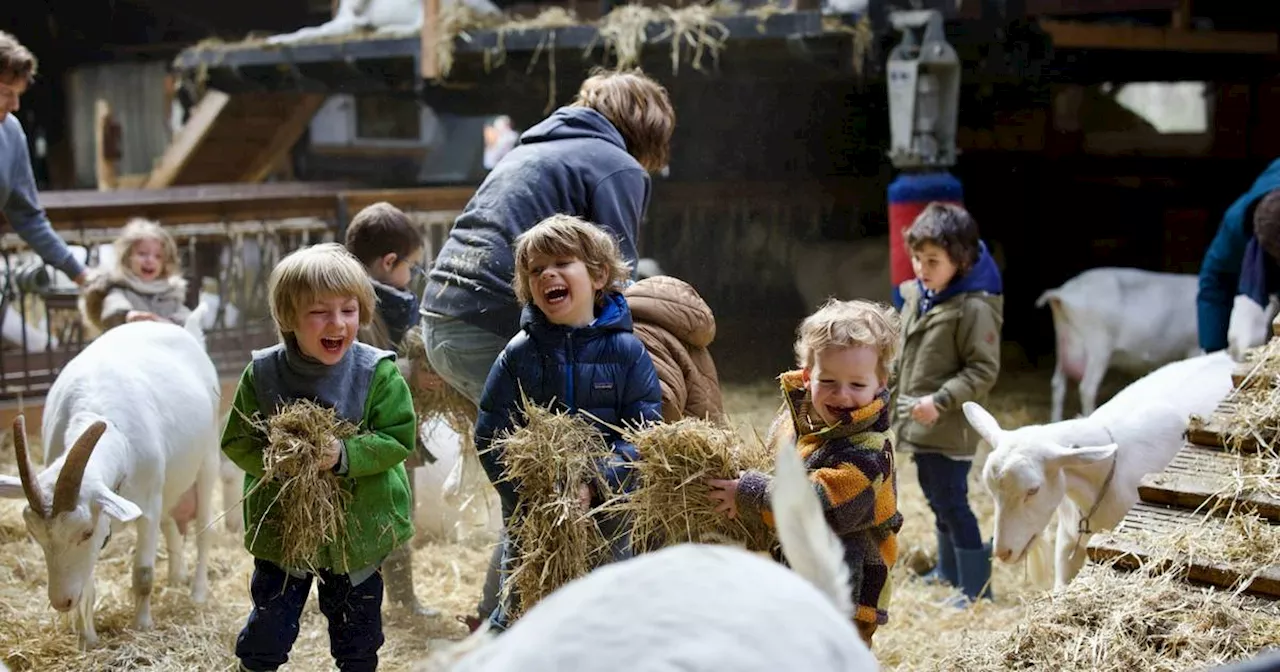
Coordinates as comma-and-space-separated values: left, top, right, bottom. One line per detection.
76, 574, 98, 650
192, 444, 218, 604
162, 516, 187, 586
132, 514, 160, 631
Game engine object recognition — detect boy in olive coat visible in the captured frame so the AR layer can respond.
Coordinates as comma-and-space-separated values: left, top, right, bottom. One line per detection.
893, 203, 1003, 605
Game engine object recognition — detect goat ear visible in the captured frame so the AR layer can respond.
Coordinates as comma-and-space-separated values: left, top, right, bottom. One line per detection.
962, 402, 1003, 446
93, 489, 142, 523
1048, 442, 1117, 470
0, 475, 25, 499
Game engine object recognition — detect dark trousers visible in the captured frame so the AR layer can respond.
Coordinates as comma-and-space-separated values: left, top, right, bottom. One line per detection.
915, 452, 983, 549
236, 559, 385, 672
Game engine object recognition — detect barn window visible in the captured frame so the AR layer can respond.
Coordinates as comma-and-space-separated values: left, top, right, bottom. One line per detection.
355, 96, 423, 141
1109, 81, 1210, 134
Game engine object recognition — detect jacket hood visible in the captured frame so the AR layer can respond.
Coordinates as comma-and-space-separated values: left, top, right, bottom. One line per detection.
518, 107, 627, 153
920, 240, 1003, 307
623, 275, 716, 348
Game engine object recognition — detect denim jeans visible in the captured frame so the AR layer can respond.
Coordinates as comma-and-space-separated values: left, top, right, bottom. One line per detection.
914, 452, 983, 550
235, 559, 384, 672
420, 312, 511, 619
419, 313, 512, 406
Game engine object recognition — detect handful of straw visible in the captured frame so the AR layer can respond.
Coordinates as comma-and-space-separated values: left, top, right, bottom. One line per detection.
491, 400, 615, 619
614, 418, 777, 554
400, 326, 477, 439
249, 399, 358, 572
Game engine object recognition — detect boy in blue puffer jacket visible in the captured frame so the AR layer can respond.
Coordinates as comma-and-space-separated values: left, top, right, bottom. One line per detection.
475, 213, 663, 632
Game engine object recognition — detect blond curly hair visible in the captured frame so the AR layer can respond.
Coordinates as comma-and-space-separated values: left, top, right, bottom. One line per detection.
794, 298, 901, 381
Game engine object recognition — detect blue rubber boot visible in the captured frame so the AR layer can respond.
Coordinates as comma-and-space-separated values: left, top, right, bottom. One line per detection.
954, 542, 995, 603
922, 528, 959, 587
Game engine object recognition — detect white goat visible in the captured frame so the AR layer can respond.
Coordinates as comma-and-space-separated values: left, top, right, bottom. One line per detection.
1037, 267, 1203, 422
1227, 292, 1280, 362
0, 305, 221, 649
266, 0, 500, 45
963, 350, 1234, 589
429, 438, 879, 671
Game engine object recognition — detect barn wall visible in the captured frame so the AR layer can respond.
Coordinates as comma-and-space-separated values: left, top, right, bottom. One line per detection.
65, 60, 172, 187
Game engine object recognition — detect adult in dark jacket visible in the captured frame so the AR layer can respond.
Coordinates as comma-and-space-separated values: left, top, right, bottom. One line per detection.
1197, 157, 1280, 353
475, 213, 662, 632
420, 69, 675, 405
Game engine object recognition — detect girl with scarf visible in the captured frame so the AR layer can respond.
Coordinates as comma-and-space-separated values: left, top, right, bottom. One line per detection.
79, 217, 191, 335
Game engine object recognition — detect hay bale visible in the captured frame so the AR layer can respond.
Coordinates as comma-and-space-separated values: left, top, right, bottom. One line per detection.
246, 399, 357, 573
490, 401, 616, 619
938, 562, 1280, 671
614, 418, 776, 554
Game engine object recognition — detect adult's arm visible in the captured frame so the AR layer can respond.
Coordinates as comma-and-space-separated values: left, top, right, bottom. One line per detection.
1198, 218, 1248, 353
3, 123, 86, 282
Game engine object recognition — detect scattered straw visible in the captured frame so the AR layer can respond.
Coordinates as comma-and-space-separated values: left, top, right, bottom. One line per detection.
490, 400, 615, 619
592, 4, 731, 73
1202, 337, 1280, 452
400, 327, 477, 439
937, 562, 1280, 671
1132, 510, 1280, 589
611, 418, 776, 554
246, 399, 358, 573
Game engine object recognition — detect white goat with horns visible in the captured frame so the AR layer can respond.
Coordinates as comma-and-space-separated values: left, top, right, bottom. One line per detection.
0, 305, 221, 649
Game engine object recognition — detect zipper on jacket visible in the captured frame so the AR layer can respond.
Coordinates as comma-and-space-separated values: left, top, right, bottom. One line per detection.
565, 331, 577, 412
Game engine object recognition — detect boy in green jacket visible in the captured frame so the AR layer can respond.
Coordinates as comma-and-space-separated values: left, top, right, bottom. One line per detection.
222, 242, 415, 672
893, 203, 1003, 606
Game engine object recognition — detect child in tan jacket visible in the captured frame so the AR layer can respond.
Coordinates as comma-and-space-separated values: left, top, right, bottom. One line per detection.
79, 218, 191, 335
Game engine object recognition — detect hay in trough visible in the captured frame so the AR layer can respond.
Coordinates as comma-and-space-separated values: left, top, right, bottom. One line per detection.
937, 562, 1280, 672
591, 4, 730, 73
611, 418, 777, 554
489, 400, 615, 619
1133, 509, 1280, 585
246, 399, 358, 573
1194, 337, 1280, 453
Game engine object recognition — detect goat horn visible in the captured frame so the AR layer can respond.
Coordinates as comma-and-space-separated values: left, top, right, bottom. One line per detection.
51, 420, 108, 516
12, 415, 49, 518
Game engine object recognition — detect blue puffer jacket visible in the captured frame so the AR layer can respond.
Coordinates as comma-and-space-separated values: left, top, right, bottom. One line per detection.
1198, 157, 1280, 352
475, 291, 663, 516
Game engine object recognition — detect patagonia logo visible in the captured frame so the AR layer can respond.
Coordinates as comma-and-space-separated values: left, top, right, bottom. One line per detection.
593, 382, 615, 391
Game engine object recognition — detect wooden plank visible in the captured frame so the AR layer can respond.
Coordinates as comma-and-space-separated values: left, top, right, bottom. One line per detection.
1186, 400, 1266, 452
1233, 360, 1256, 389
421, 0, 440, 80
1140, 472, 1280, 522
1088, 502, 1280, 599
144, 90, 232, 189
1039, 19, 1279, 54
239, 94, 327, 183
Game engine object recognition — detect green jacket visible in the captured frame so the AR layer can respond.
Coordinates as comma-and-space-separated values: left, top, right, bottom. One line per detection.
892, 280, 1003, 457
221, 357, 416, 573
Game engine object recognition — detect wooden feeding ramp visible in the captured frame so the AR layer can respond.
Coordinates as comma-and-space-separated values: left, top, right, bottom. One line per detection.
1088, 327, 1280, 600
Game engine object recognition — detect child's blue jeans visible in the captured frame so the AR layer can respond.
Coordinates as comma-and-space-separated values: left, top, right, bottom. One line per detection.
235, 559, 384, 672
914, 452, 983, 549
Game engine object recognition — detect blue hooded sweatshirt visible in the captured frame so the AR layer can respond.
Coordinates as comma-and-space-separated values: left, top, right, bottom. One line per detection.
421, 107, 651, 340
1198, 158, 1280, 352
916, 241, 1003, 314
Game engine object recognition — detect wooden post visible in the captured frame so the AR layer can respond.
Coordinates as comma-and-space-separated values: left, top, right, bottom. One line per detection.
421, 0, 441, 80
94, 99, 121, 191
1172, 0, 1192, 30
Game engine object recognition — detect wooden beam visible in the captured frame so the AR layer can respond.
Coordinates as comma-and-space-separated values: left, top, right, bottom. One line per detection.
1025, 0, 1179, 14
1039, 18, 1279, 54
144, 90, 232, 189
1172, 0, 1192, 30
421, 0, 441, 79
238, 94, 326, 183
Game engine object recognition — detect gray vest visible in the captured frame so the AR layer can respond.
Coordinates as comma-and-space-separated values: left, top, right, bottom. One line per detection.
251, 337, 395, 424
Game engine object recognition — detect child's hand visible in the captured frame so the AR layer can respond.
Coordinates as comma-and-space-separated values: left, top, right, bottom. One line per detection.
577, 482, 592, 511
912, 395, 940, 426
126, 310, 161, 323
706, 478, 740, 520
317, 437, 342, 472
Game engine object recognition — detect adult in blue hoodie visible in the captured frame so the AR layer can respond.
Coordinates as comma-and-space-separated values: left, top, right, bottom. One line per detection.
419, 69, 674, 630
420, 70, 675, 407
1197, 157, 1280, 353
1, 33, 88, 286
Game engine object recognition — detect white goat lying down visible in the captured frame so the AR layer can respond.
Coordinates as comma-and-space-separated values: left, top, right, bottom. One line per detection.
0, 305, 221, 649
432, 439, 880, 672
963, 350, 1235, 590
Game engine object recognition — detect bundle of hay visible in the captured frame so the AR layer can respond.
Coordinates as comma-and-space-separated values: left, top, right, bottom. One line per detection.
613, 418, 777, 554
491, 400, 616, 619
247, 399, 358, 572
1194, 337, 1280, 452
938, 562, 1280, 671
400, 326, 476, 438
